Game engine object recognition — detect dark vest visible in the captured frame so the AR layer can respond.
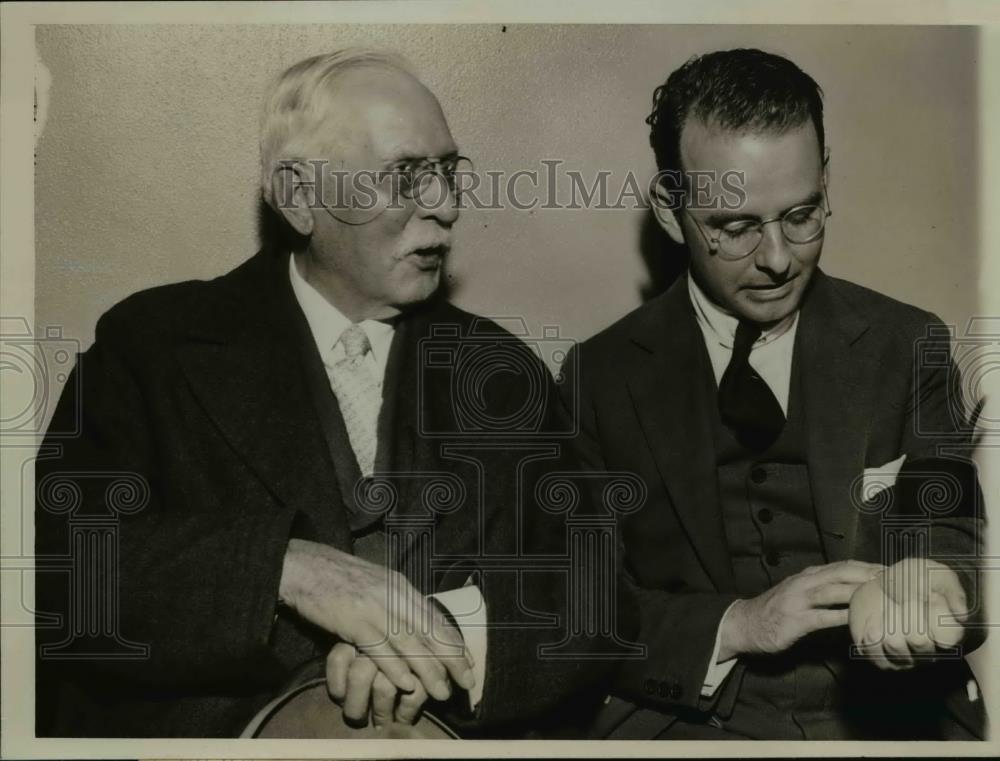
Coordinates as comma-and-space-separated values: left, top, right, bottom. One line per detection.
709, 345, 844, 739
294, 310, 398, 564
714, 354, 826, 594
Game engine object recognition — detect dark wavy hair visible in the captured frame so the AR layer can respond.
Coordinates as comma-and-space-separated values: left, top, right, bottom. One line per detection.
647, 48, 825, 174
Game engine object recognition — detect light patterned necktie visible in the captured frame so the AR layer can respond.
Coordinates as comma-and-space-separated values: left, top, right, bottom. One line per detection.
327, 323, 383, 477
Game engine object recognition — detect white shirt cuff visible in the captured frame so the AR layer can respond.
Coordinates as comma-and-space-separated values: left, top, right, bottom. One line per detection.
429, 581, 487, 709
701, 601, 739, 697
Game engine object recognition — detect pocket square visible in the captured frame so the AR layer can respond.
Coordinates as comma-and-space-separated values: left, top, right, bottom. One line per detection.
861, 454, 907, 501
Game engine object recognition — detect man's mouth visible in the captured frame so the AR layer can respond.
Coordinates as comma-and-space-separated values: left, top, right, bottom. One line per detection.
744, 276, 796, 299
407, 244, 449, 271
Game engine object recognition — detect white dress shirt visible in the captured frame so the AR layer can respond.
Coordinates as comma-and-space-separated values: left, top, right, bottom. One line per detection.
688, 275, 799, 416
288, 254, 396, 382
288, 253, 486, 707
687, 275, 800, 697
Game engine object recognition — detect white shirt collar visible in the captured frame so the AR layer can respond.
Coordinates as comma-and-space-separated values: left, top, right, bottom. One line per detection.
288, 253, 395, 371
687, 273, 797, 350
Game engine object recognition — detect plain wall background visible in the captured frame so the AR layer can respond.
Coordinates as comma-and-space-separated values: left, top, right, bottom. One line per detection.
33, 22, 989, 691
35, 24, 979, 353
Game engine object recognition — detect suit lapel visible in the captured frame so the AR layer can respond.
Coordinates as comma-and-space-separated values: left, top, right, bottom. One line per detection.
385, 299, 473, 495
626, 275, 736, 592
176, 250, 352, 547
797, 271, 875, 561
378, 313, 418, 482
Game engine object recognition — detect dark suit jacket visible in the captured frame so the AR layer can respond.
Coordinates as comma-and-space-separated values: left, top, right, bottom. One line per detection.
35, 248, 631, 738
562, 270, 986, 739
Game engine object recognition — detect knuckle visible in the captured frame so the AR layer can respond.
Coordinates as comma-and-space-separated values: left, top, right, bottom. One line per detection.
912, 633, 933, 651
427, 657, 447, 681
401, 690, 425, 709
331, 643, 354, 665
347, 659, 371, 684
885, 635, 907, 654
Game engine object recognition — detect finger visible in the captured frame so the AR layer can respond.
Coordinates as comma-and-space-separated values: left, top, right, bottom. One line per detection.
860, 618, 896, 671
396, 681, 429, 724
806, 607, 849, 634
805, 560, 884, 588
422, 609, 475, 691
934, 574, 969, 621
370, 672, 397, 727
343, 656, 378, 724
905, 628, 936, 657
854, 625, 889, 670
870, 645, 895, 671
882, 632, 914, 669
899, 598, 936, 657
353, 625, 419, 694
325, 643, 356, 701
838, 559, 886, 575
861, 640, 894, 671
929, 600, 966, 649
421, 599, 473, 666
849, 603, 867, 646
808, 582, 863, 608
376, 633, 451, 701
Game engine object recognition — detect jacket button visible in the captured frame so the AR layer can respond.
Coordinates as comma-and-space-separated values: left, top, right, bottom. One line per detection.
765, 550, 781, 567
669, 684, 683, 699
643, 678, 657, 695
757, 507, 773, 524
751, 466, 767, 484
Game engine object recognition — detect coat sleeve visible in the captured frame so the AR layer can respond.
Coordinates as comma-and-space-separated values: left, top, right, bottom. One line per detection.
35, 306, 305, 693
861, 312, 987, 653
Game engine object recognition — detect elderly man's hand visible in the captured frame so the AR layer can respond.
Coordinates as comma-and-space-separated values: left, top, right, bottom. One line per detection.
326, 641, 430, 726
279, 539, 474, 700
849, 557, 969, 670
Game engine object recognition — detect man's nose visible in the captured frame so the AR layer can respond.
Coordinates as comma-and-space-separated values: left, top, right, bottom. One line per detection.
753, 220, 792, 276
415, 174, 459, 226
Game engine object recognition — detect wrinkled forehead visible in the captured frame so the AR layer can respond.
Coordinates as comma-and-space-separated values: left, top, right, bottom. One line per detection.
318, 67, 457, 166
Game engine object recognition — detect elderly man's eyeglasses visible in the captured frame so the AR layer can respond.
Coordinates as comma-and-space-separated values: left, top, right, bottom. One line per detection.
685, 189, 833, 261
380, 156, 474, 199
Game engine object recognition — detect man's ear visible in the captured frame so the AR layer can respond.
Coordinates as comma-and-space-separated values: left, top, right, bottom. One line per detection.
269, 162, 316, 237
649, 180, 686, 246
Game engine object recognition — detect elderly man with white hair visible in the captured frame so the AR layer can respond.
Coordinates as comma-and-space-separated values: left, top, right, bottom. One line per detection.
35, 50, 635, 739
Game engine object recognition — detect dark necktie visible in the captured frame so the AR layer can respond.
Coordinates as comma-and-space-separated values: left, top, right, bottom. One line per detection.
718, 319, 785, 451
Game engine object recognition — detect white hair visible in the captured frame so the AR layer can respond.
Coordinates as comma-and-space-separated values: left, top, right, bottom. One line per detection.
258, 48, 414, 208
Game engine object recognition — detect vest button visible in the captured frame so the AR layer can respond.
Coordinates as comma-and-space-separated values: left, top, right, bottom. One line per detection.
758, 507, 773, 524
750, 466, 767, 484
765, 550, 781, 566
